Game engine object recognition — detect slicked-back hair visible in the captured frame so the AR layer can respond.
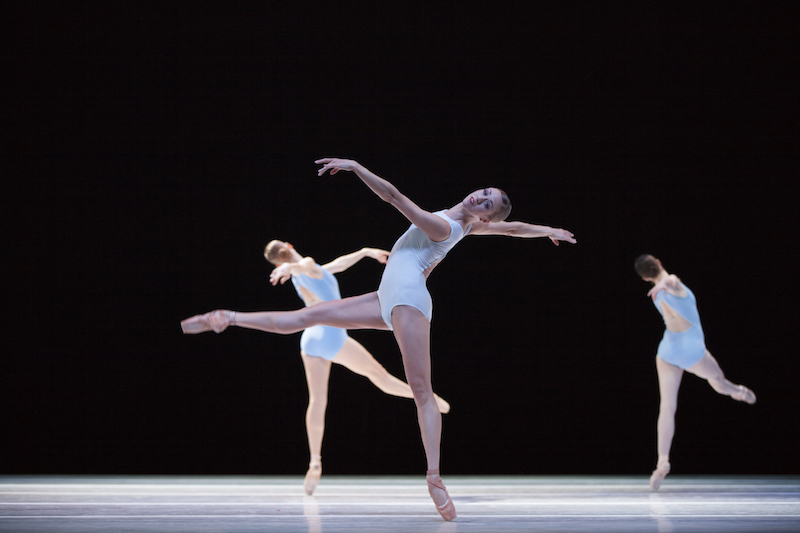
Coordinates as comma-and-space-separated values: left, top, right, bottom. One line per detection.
265, 240, 292, 265
634, 254, 661, 278
491, 189, 512, 222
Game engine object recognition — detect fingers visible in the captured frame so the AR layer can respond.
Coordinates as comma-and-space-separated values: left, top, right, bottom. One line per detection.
316, 158, 339, 176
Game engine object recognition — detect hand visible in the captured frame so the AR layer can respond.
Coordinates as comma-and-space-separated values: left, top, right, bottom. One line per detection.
364, 248, 390, 264
269, 263, 293, 286
316, 158, 359, 176
548, 228, 576, 246
647, 276, 679, 300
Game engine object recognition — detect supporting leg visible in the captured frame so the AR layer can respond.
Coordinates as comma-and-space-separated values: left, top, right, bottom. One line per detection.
391, 305, 455, 521
300, 352, 332, 495
651, 356, 683, 491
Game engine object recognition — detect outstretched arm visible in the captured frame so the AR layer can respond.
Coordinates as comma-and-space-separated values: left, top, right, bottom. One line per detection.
269, 256, 324, 286
468, 220, 576, 246
647, 274, 687, 300
322, 248, 390, 274
316, 158, 452, 242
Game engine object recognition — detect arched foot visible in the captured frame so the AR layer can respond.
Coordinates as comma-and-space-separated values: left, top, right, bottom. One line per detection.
649, 460, 671, 491
304, 456, 322, 496
426, 469, 457, 521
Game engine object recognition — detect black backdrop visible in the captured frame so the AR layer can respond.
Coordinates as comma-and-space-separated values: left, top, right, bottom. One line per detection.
4, 2, 798, 476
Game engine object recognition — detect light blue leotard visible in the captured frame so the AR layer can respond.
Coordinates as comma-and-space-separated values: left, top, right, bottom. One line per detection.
377, 211, 471, 330
291, 266, 348, 361
653, 284, 706, 369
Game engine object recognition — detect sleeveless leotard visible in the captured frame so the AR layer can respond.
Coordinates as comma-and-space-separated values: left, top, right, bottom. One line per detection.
377, 211, 471, 330
653, 284, 706, 369
290, 266, 348, 360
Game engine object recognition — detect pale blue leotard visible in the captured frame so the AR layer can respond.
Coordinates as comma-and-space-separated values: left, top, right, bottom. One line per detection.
653, 284, 706, 369
291, 266, 348, 360
377, 211, 471, 330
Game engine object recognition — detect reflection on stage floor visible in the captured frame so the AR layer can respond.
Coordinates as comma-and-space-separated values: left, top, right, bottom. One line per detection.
1, 475, 798, 532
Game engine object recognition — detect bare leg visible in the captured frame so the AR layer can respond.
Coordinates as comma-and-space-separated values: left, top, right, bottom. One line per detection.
181, 292, 389, 334
300, 352, 332, 495
686, 351, 756, 404
333, 338, 451, 414
651, 356, 684, 491
391, 305, 455, 521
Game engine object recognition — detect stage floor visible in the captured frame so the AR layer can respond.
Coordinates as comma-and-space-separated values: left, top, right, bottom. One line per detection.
1, 475, 798, 532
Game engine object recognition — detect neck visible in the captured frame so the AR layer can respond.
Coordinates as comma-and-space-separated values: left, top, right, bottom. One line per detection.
653, 270, 669, 283
445, 204, 480, 226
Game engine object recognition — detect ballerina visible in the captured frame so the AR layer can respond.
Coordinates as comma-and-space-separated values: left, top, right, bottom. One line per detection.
635, 254, 756, 491
183, 158, 576, 520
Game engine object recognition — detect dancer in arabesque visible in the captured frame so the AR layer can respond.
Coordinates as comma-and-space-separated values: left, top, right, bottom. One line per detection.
263, 240, 449, 495
182, 158, 576, 520
635, 254, 756, 491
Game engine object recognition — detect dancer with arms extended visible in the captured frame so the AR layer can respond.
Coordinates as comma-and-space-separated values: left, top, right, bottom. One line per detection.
263, 240, 450, 495
183, 158, 576, 520
634, 254, 756, 491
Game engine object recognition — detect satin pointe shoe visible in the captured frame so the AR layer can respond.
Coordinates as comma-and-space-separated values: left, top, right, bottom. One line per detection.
732, 385, 756, 405
426, 469, 457, 521
649, 460, 671, 491
181, 310, 233, 334
304, 455, 322, 496
181, 313, 213, 334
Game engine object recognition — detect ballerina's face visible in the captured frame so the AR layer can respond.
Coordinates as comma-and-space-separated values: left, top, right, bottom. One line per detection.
463, 188, 504, 222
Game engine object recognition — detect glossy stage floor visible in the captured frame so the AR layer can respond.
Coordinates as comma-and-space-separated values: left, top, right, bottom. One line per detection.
1, 475, 798, 533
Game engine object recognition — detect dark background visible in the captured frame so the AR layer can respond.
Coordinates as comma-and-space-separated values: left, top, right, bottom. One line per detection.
3, 2, 798, 477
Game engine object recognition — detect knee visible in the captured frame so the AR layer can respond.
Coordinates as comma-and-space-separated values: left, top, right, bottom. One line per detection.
407, 378, 433, 404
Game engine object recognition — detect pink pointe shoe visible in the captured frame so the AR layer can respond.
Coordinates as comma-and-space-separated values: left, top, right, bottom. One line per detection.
180, 310, 234, 334
426, 469, 456, 521
732, 385, 756, 405
649, 459, 671, 491
304, 455, 322, 496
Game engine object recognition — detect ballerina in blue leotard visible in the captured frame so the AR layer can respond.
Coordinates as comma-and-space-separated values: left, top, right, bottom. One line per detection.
182, 158, 576, 520
635, 254, 757, 491
263, 240, 449, 495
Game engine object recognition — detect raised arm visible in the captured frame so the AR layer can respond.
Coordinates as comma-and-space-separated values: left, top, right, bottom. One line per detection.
321, 247, 390, 274
647, 274, 687, 300
468, 220, 576, 246
316, 158, 452, 242
269, 256, 324, 286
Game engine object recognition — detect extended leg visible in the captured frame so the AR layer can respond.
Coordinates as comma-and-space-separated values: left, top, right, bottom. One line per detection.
181, 292, 389, 334
686, 351, 756, 404
391, 305, 456, 521
333, 338, 450, 414
300, 352, 332, 495
651, 356, 684, 491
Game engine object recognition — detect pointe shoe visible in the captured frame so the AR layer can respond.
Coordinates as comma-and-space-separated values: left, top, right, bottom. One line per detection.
649, 460, 671, 491
180, 310, 232, 334
181, 313, 213, 334
426, 469, 457, 521
304, 456, 322, 496
732, 385, 756, 405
